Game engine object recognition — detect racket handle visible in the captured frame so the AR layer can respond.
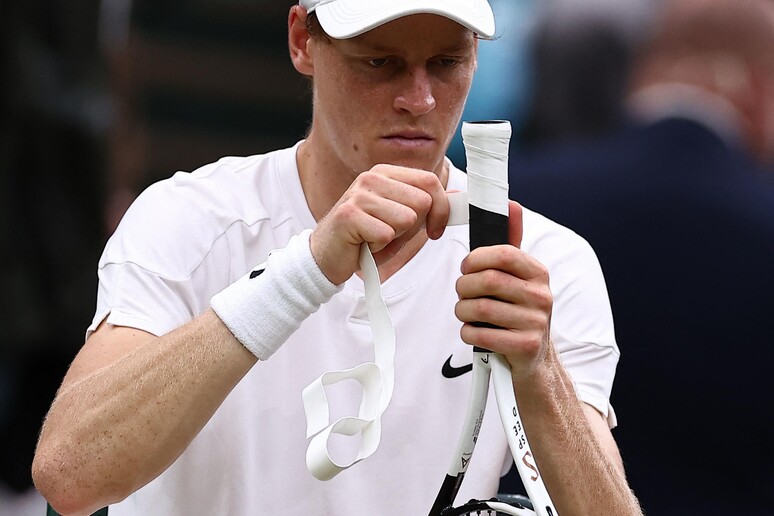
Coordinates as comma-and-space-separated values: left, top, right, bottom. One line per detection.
463, 120, 512, 332
462, 120, 511, 250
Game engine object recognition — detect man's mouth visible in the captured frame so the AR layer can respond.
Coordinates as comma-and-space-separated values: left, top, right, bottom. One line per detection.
382, 131, 435, 147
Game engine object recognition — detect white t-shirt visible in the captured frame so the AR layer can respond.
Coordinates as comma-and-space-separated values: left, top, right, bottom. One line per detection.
89, 142, 619, 515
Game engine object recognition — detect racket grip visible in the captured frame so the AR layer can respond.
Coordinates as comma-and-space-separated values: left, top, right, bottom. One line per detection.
463, 121, 512, 332
462, 120, 511, 251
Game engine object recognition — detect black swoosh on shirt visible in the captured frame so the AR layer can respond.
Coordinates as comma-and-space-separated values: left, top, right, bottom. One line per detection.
442, 355, 473, 379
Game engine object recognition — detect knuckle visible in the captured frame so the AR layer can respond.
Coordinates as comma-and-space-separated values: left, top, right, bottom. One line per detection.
370, 230, 395, 252
346, 189, 368, 205
495, 245, 516, 264
520, 331, 543, 356
374, 223, 397, 243
369, 164, 390, 176
534, 263, 550, 283
522, 276, 552, 311
473, 298, 495, 321
417, 170, 438, 188
454, 300, 466, 321
524, 309, 550, 331
358, 170, 381, 188
335, 201, 359, 221
459, 324, 475, 345
415, 190, 433, 213
396, 207, 418, 229
534, 285, 553, 311
481, 270, 503, 292
454, 284, 465, 303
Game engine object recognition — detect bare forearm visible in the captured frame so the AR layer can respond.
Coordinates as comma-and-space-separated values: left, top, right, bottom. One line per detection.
514, 346, 642, 516
33, 310, 256, 514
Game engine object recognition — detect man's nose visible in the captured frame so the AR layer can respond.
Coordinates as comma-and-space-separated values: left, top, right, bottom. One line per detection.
394, 67, 437, 116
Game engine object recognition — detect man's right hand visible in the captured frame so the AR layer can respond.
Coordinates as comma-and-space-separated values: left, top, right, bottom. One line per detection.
310, 164, 451, 285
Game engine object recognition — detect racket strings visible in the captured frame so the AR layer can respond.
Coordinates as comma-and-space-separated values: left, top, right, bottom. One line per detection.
443, 495, 534, 516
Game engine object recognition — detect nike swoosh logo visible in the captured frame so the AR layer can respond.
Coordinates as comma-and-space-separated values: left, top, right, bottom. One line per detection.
442, 355, 473, 379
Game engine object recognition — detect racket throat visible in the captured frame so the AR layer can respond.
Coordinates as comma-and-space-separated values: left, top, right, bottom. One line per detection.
429, 473, 467, 516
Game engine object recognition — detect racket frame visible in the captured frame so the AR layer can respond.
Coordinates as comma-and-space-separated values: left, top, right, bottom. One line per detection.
429, 120, 558, 516
429, 349, 557, 516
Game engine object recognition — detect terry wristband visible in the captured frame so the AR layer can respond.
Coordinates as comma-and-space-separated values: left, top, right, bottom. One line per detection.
210, 229, 342, 361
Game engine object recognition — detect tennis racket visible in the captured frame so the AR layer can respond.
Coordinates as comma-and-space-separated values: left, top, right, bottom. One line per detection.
428, 121, 558, 516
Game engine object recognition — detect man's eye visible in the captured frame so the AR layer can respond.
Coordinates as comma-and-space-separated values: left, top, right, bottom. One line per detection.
368, 58, 390, 68
437, 58, 460, 67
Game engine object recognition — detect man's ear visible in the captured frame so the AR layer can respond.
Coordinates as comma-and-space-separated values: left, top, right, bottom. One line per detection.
472, 37, 479, 73
289, 6, 314, 77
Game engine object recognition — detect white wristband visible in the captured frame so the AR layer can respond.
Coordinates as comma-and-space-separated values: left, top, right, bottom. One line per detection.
211, 229, 342, 360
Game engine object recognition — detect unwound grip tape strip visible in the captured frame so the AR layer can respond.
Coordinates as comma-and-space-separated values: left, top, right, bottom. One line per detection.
303, 191, 474, 481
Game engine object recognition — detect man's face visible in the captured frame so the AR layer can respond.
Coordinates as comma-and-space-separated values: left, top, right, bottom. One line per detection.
307, 14, 478, 180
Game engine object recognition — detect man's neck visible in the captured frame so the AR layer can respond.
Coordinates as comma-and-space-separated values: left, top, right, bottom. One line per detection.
295, 138, 358, 223
370, 230, 430, 283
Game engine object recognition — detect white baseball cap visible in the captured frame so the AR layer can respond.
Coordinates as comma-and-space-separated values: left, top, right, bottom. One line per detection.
298, 0, 496, 39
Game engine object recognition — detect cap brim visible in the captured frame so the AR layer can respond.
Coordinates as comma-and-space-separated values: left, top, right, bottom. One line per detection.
312, 0, 496, 39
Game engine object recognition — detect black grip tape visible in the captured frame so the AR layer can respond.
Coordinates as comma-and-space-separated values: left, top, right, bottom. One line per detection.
469, 205, 509, 335
469, 205, 509, 250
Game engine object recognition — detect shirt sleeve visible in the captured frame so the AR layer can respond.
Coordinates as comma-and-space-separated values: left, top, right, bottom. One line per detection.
87, 176, 232, 340
522, 208, 620, 428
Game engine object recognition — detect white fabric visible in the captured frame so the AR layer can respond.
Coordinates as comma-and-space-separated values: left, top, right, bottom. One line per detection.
303, 243, 396, 481
299, 0, 496, 39
89, 142, 619, 515
446, 191, 470, 225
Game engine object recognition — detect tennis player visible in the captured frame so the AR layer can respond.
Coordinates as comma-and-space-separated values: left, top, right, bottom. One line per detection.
33, 1, 641, 514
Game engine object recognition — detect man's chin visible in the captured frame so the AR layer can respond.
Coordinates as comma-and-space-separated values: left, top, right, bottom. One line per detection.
370, 152, 445, 173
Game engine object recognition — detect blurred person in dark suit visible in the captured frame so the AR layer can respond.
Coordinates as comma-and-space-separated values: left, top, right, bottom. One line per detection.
519, 0, 656, 148
508, 0, 774, 513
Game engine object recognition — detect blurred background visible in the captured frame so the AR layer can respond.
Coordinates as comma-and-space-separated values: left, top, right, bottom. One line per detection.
2, 1, 313, 512
1, 0, 772, 514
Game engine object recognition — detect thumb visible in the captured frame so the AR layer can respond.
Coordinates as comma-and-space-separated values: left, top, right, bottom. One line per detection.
508, 200, 524, 248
